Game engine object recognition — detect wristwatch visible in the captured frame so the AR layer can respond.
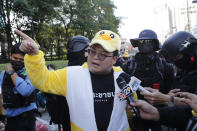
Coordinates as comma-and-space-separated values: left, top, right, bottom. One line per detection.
8, 70, 15, 76
168, 96, 174, 107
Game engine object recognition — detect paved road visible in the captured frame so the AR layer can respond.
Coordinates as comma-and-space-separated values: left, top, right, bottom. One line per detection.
36, 107, 59, 131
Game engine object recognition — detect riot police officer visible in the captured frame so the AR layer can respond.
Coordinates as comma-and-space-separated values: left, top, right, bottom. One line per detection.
67, 35, 90, 66
124, 29, 174, 131
125, 29, 174, 94
161, 31, 197, 94
130, 31, 197, 131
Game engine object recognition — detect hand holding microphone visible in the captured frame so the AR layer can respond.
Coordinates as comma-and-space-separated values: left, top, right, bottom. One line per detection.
116, 73, 152, 118
118, 72, 151, 94
116, 73, 139, 117
116, 76, 134, 102
116, 73, 151, 102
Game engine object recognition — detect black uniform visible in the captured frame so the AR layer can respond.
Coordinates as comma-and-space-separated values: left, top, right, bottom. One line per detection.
157, 71, 197, 131
158, 105, 192, 131
157, 31, 197, 131
126, 29, 174, 131
123, 52, 174, 94
123, 52, 174, 131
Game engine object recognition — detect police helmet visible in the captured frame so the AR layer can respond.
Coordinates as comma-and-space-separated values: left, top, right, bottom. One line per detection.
161, 31, 197, 70
130, 29, 160, 52
161, 31, 196, 60
67, 36, 90, 53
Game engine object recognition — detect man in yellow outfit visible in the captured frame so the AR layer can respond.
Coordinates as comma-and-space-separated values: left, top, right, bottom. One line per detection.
15, 29, 130, 131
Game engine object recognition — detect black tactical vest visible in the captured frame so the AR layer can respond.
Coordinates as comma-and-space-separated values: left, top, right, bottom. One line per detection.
133, 53, 166, 93
2, 71, 35, 109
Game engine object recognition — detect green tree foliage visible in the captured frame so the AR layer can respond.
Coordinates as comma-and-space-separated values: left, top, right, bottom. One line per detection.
0, 0, 120, 61
0, 0, 61, 57
0, 0, 15, 56
57, 0, 120, 40
95, 0, 120, 33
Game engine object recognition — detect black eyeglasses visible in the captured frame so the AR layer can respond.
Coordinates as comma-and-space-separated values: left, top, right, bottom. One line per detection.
87, 49, 113, 61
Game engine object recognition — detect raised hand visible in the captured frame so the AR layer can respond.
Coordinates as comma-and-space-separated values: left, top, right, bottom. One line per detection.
15, 29, 39, 55
168, 89, 181, 96
130, 100, 160, 121
5, 64, 14, 73
179, 92, 197, 113
141, 87, 170, 105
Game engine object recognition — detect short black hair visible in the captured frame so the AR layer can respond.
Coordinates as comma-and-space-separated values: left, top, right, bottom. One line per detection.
11, 43, 25, 55
47, 64, 56, 70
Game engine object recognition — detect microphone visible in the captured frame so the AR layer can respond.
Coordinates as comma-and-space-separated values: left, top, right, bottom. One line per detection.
119, 72, 131, 84
116, 76, 134, 101
116, 75, 139, 117
129, 76, 151, 94
119, 72, 150, 94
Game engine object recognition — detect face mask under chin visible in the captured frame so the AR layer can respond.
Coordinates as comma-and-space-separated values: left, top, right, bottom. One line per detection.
10, 60, 24, 71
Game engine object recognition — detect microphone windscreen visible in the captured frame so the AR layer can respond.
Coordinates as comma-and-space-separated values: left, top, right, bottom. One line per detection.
116, 76, 126, 89
119, 73, 131, 84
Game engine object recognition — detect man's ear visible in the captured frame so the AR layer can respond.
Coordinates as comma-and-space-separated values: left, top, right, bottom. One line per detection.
114, 56, 118, 61
112, 56, 118, 65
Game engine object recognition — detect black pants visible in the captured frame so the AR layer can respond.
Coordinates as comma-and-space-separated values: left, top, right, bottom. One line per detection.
129, 117, 162, 131
5, 110, 36, 131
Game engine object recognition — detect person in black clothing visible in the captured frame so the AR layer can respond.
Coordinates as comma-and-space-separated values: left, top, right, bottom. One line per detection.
67, 35, 90, 66
161, 31, 197, 94
126, 29, 174, 94
0, 43, 37, 131
129, 31, 197, 131
63, 35, 89, 130
114, 51, 130, 67
129, 100, 192, 131
44, 64, 69, 131
123, 29, 174, 131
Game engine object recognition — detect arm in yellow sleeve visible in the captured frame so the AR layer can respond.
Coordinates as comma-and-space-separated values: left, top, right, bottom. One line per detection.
24, 51, 67, 96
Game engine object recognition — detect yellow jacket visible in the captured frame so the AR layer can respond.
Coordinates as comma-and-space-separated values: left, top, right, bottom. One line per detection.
24, 51, 130, 131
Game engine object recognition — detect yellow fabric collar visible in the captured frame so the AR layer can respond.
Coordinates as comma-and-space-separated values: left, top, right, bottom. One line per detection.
192, 110, 197, 116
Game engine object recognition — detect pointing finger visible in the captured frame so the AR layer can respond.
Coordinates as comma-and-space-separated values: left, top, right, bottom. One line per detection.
15, 29, 33, 41
170, 89, 180, 93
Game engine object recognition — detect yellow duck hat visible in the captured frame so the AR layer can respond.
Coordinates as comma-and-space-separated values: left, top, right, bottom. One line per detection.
90, 30, 121, 52
123, 52, 129, 58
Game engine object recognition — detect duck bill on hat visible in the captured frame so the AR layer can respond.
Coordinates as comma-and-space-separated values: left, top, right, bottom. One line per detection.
91, 40, 116, 52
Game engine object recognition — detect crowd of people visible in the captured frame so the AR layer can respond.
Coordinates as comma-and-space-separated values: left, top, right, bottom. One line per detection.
0, 27, 196, 131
